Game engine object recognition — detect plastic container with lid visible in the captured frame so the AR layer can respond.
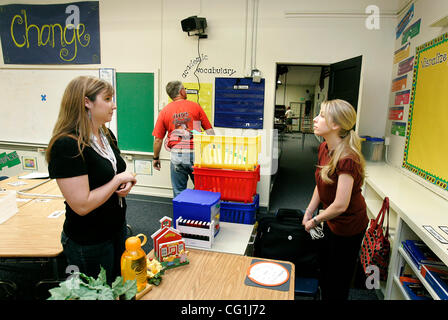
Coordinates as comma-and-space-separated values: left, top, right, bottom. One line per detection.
360, 136, 385, 162
121, 233, 148, 292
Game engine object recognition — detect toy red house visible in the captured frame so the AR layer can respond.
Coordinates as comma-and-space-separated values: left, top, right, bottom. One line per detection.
151, 216, 188, 268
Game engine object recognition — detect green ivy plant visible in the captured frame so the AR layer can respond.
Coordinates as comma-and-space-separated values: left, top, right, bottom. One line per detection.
47, 267, 137, 300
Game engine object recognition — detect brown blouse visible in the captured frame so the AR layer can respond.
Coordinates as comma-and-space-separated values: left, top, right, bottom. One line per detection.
315, 142, 368, 236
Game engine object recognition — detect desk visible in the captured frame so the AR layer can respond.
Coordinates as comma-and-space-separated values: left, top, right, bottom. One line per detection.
0, 176, 65, 257
142, 249, 294, 300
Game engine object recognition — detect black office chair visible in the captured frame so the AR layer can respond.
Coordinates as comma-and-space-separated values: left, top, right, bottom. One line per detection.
0, 279, 18, 300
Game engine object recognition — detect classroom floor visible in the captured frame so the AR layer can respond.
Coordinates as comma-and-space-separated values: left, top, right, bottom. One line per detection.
268, 132, 319, 213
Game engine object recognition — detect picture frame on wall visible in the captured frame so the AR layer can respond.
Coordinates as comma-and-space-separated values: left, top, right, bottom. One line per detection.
22, 156, 37, 170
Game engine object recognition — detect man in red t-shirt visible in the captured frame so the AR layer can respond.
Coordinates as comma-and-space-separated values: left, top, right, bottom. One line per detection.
152, 81, 214, 197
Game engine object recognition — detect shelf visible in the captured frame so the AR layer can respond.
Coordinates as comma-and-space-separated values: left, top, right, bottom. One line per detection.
398, 246, 440, 300
393, 275, 410, 300
365, 163, 448, 300
364, 163, 448, 267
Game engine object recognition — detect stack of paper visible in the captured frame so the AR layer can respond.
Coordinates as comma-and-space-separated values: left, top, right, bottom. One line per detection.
0, 190, 18, 224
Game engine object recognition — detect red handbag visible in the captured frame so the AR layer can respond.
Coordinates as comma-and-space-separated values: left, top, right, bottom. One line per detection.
360, 197, 391, 281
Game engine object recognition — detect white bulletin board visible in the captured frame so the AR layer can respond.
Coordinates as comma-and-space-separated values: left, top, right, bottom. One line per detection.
0, 68, 98, 145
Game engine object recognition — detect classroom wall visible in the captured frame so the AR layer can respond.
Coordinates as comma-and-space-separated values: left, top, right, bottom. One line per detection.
0, 0, 401, 208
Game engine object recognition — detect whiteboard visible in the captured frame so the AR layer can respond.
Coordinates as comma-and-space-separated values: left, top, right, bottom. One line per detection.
0, 68, 98, 145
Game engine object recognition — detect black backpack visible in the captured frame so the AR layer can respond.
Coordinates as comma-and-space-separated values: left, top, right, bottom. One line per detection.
253, 208, 320, 278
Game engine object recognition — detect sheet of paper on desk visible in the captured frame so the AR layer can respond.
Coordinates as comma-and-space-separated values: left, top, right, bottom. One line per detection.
7, 181, 28, 186
18, 172, 49, 179
48, 210, 65, 219
0, 190, 18, 224
247, 261, 289, 286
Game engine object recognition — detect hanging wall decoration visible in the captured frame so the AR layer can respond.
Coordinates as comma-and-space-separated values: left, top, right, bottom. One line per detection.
0, 1, 100, 64
401, 19, 421, 45
394, 43, 411, 64
214, 77, 264, 129
391, 75, 407, 92
396, 3, 414, 39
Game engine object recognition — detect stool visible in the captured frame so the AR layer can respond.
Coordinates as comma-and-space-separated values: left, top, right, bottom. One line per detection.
294, 277, 320, 300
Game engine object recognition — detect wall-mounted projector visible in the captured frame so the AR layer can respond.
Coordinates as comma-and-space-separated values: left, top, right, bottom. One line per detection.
181, 16, 207, 37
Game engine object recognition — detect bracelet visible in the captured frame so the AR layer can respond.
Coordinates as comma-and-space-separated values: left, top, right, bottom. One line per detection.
153, 156, 159, 160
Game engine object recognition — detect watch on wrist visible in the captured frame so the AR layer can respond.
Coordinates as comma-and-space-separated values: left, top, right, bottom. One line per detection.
153, 156, 159, 160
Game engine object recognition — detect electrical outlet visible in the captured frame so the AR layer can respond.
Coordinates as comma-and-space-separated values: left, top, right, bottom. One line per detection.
125, 155, 133, 161
384, 137, 390, 145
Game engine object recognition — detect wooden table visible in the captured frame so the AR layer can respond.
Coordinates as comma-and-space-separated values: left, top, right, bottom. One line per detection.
142, 249, 295, 300
0, 176, 65, 257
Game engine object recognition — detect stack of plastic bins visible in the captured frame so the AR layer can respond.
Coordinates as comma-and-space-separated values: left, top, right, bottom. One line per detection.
219, 194, 259, 224
172, 189, 221, 231
193, 134, 261, 224
192, 165, 260, 203
172, 189, 221, 249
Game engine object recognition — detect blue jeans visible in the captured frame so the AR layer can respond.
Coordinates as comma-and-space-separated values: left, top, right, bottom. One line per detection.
60, 223, 127, 285
170, 152, 194, 198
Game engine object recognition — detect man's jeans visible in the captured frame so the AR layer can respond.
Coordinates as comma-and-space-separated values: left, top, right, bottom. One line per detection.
170, 152, 194, 198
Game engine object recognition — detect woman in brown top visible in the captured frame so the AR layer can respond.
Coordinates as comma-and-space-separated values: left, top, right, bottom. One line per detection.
302, 99, 368, 300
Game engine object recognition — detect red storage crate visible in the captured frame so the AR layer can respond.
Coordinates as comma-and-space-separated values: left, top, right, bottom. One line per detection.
193, 165, 260, 203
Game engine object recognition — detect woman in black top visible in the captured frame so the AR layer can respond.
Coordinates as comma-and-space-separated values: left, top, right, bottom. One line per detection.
46, 76, 137, 283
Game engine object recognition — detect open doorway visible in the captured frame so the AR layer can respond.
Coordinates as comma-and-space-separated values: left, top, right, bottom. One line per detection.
270, 64, 328, 212
269, 56, 363, 213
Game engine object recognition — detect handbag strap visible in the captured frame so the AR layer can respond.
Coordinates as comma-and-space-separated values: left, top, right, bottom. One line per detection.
376, 197, 390, 238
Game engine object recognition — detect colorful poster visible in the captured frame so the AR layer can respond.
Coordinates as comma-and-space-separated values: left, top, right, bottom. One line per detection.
403, 33, 448, 192
391, 121, 406, 136
0, 152, 6, 170
183, 82, 213, 124
394, 43, 410, 64
398, 56, 414, 75
0, 2, 100, 64
395, 89, 410, 105
391, 75, 407, 92
396, 3, 414, 39
402, 19, 421, 45
388, 107, 404, 120
0, 151, 21, 169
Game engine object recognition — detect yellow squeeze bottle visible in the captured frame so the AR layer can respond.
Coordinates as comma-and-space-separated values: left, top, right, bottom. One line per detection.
121, 233, 148, 292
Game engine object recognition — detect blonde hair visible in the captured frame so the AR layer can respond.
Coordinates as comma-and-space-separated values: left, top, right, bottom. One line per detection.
46, 76, 115, 163
318, 99, 365, 184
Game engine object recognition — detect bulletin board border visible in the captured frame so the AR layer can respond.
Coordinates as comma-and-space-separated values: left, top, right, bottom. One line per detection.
403, 33, 448, 192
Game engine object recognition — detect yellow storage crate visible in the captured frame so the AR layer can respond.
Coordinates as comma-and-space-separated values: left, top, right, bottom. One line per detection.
193, 134, 261, 170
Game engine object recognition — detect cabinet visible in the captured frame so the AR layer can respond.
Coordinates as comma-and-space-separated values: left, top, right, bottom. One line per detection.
362, 162, 448, 300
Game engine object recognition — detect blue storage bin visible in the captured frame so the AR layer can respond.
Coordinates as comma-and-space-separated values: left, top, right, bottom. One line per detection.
173, 189, 221, 228
220, 194, 259, 224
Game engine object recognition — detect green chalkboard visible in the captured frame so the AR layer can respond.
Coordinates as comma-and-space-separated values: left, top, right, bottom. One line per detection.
116, 73, 154, 153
